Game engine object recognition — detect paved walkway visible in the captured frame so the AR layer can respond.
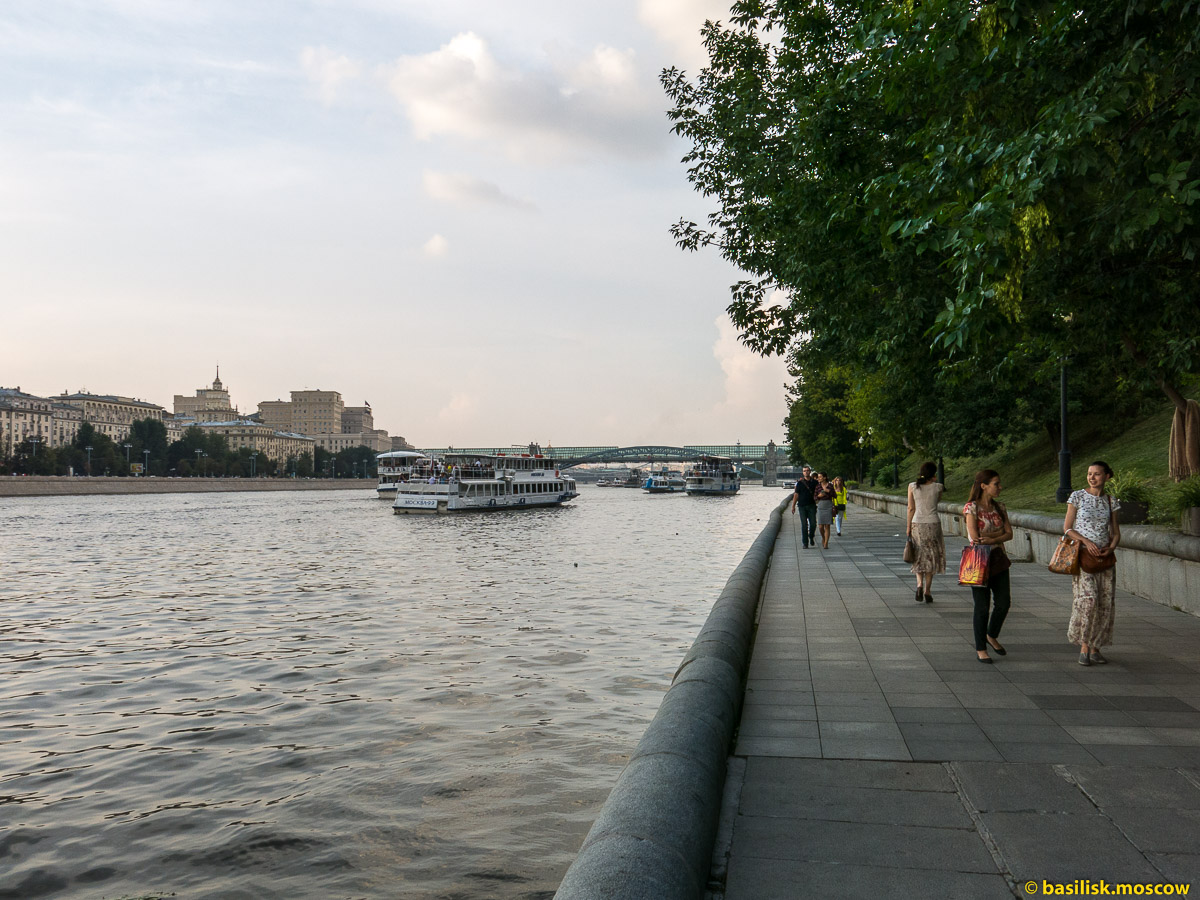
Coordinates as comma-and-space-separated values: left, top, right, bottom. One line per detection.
716, 504, 1200, 898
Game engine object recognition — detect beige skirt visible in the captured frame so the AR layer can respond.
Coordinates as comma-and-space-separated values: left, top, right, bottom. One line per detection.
909, 521, 946, 575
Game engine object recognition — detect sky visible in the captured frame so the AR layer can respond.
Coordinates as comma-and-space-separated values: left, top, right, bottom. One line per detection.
0, 0, 791, 447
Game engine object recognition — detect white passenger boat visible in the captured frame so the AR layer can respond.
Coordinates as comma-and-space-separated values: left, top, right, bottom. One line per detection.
685, 456, 740, 495
643, 468, 686, 493
375, 450, 431, 498
392, 450, 579, 514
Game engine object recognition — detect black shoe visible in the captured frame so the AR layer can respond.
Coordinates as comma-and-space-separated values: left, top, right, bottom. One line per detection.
924, 593, 933, 603
987, 640, 1007, 656
915, 588, 923, 603
977, 655, 993, 664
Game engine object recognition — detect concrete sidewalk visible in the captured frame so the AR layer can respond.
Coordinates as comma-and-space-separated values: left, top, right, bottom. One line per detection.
715, 504, 1200, 898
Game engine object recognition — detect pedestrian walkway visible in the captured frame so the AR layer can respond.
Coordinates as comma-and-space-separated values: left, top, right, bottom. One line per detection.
716, 504, 1200, 898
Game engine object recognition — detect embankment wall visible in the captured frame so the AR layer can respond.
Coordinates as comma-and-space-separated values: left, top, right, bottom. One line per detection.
1, 476, 373, 497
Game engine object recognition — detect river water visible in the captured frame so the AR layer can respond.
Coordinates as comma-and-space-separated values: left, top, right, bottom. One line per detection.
0, 485, 785, 900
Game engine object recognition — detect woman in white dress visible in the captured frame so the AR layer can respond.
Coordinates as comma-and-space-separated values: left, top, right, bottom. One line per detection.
1064, 460, 1121, 665
905, 461, 945, 602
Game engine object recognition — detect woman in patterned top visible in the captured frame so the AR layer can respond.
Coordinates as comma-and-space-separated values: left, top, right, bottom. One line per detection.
1063, 461, 1121, 666
963, 469, 1013, 663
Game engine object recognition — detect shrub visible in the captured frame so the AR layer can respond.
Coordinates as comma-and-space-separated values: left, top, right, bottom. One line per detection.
1106, 470, 1151, 504
1170, 476, 1200, 515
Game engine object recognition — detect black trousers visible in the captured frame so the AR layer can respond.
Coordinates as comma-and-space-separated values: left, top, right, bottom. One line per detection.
797, 504, 817, 546
970, 569, 1011, 651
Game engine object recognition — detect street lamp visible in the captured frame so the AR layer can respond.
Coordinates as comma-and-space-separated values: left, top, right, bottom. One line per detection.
858, 436, 864, 483
123, 443, 132, 473
86, 445, 93, 476
195, 448, 203, 477
867, 428, 875, 487
143, 448, 150, 475
250, 452, 257, 478
1056, 359, 1072, 503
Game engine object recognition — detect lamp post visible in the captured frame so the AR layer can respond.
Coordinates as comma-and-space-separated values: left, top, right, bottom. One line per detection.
195, 448, 203, 477
858, 436, 864, 483
937, 456, 945, 486
867, 428, 875, 487
1056, 360, 1072, 503
250, 452, 257, 478
86, 445, 93, 476
143, 448, 150, 476
123, 442, 132, 473
892, 452, 899, 489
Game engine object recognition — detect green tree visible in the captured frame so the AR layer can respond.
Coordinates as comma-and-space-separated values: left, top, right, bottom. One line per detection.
664, 0, 1200, 453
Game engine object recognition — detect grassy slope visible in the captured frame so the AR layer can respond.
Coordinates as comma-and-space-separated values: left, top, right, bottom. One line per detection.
870, 396, 1189, 526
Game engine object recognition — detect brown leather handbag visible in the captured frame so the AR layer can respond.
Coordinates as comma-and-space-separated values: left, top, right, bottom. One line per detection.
1080, 545, 1116, 573
1048, 536, 1080, 575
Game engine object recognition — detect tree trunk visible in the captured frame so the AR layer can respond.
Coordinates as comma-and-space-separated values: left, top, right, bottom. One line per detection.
1122, 336, 1187, 412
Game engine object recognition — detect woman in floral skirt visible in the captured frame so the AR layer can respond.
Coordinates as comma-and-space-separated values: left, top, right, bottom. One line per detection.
1064, 461, 1121, 665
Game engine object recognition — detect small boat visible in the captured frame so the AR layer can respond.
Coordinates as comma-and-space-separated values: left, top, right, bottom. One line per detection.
643, 467, 686, 493
392, 448, 578, 514
375, 450, 431, 498
685, 456, 740, 495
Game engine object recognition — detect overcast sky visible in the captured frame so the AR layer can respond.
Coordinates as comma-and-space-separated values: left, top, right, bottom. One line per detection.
1, 0, 790, 447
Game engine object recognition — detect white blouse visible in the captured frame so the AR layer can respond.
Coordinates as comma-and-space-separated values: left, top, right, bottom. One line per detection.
1068, 489, 1119, 544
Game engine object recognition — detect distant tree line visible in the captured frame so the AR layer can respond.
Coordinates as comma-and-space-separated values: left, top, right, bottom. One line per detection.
2, 419, 381, 479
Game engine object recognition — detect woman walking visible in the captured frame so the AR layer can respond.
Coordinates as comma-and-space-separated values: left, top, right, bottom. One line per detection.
814, 472, 836, 549
905, 461, 944, 603
1064, 461, 1121, 665
963, 469, 1013, 663
832, 476, 848, 536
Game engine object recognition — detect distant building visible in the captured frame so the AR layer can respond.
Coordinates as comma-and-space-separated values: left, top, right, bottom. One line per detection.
311, 429, 391, 454
341, 404, 373, 433
391, 435, 416, 452
196, 420, 315, 463
0, 387, 73, 456
257, 399, 293, 431
55, 391, 166, 443
173, 368, 240, 422
290, 390, 343, 436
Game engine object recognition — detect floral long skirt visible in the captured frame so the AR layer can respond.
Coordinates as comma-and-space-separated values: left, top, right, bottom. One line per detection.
1067, 567, 1116, 648
909, 522, 945, 575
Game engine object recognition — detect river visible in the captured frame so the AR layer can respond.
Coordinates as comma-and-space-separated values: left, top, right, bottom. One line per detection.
0, 485, 785, 899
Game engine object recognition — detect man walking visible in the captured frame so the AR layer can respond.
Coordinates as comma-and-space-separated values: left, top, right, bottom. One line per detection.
790, 465, 819, 549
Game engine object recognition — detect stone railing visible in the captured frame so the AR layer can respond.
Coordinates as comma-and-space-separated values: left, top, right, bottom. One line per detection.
850, 489, 1200, 617
554, 495, 791, 899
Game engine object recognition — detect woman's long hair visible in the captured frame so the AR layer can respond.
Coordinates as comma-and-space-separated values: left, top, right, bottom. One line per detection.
916, 461, 937, 486
968, 469, 1000, 504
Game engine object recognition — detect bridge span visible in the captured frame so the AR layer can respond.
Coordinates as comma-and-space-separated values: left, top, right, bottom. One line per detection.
416, 443, 790, 468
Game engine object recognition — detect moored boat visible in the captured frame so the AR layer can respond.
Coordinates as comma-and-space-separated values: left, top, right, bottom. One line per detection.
643, 468, 686, 493
685, 456, 740, 495
375, 450, 431, 498
392, 449, 579, 514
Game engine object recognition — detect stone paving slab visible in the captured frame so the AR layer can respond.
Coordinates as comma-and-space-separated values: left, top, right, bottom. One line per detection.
714, 504, 1200, 898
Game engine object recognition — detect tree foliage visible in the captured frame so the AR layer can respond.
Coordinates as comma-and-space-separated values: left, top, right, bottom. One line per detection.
664, 0, 1200, 456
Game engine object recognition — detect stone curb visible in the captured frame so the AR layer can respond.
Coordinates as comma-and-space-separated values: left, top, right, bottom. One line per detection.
553, 495, 790, 900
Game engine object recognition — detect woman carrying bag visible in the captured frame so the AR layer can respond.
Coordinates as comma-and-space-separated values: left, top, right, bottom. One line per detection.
1064, 461, 1121, 666
963, 469, 1013, 663
906, 461, 945, 603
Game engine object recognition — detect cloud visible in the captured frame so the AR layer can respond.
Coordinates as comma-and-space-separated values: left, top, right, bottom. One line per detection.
637, 0, 730, 71
437, 391, 477, 424
708, 313, 790, 438
301, 46, 362, 106
422, 233, 450, 257
380, 32, 664, 162
422, 169, 535, 210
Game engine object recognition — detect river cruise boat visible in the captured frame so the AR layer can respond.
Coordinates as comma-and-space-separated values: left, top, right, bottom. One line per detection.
685, 456, 740, 495
392, 451, 579, 514
375, 450, 431, 498
643, 468, 686, 493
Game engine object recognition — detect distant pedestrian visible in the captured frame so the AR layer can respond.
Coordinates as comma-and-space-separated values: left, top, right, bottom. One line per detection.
963, 469, 1013, 663
906, 461, 945, 603
832, 475, 848, 536
790, 465, 818, 549
814, 472, 835, 549
1065, 460, 1121, 666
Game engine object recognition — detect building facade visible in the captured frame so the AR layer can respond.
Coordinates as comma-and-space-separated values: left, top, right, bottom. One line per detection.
1, 387, 85, 456
311, 429, 392, 454
341, 405, 373, 433
257, 399, 293, 431
197, 420, 315, 463
290, 390, 344, 436
56, 391, 166, 442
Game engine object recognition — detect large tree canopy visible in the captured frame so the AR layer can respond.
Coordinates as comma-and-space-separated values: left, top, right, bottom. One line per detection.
664, 0, 1200, 455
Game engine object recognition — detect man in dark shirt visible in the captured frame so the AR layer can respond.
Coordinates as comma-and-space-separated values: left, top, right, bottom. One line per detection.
790, 465, 819, 548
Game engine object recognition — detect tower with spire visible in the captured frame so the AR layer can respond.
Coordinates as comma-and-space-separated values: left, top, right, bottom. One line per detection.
171, 367, 238, 421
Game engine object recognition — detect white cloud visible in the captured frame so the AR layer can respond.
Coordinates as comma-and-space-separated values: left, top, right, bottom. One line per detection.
301, 46, 362, 106
708, 314, 790, 438
380, 32, 664, 162
637, 0, 730, 71
437, 391, 477, 425
422, 169, 534, 210
422, 233, 450, 257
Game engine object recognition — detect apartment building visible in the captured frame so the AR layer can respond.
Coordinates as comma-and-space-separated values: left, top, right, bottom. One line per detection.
56, 391, 166, 442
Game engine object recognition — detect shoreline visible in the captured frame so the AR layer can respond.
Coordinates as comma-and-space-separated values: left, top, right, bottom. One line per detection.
1, 476, 375, 497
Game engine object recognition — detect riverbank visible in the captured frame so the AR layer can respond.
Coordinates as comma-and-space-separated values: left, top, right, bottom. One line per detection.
0, 476, 374, 497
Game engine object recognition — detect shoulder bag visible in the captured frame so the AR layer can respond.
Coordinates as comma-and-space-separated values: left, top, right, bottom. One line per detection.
903, 536, 916, 564
1048, 536, 1081, 575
